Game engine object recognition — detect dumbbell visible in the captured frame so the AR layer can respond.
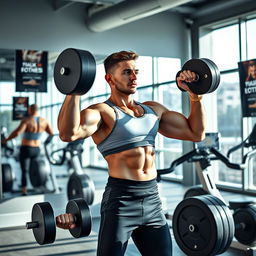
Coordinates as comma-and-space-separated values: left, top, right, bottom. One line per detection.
54, 48, 220, 96
229, 199, 256, 245
176, 58, 220, 94
54, 48, 96, 95
26, 198, 92, 245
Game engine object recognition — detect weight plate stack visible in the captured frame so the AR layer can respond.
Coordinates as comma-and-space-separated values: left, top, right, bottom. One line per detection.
67, 173, 95, 205
2, 163, 13, 192
233, 205, 256, 245
173, 195, 232, 256
29, 158, 48, 188
183, 185, 208, 199
204, 195, 234, 254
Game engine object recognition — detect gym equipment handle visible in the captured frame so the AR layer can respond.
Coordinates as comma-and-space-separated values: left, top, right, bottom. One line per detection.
157, 149, 198, 175
26, 221, 39, 229
157, 146, 245, 178
210, 148, 243, 170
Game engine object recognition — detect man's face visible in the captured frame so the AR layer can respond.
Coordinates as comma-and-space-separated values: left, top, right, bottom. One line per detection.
249, 65, 256, 80
107, 60, 139, 95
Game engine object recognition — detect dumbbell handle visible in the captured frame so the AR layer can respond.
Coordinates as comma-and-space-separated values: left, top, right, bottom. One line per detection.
194, 74, 199, 82
60, 67, 70, 75
26, 221, 39, 229
235, 222, 246, 230
26, 214, 78, 230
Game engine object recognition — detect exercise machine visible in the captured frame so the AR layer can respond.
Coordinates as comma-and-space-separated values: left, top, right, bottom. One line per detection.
158, 133, 256, 255
1, 126, 16, 193
32, 136, 60, 194
45, 134, 95, 205
227, 123, 256, 165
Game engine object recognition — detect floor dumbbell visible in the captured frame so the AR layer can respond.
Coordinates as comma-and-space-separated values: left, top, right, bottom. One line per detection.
26, 198, 92, 245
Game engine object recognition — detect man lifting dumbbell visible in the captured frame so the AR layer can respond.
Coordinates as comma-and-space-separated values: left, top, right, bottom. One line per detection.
55, 49, 213, 255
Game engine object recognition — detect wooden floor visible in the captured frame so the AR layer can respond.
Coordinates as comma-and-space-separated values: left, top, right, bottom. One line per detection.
0, 164, 255, 256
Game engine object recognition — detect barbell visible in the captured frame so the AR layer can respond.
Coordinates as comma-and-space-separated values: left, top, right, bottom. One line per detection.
53, 48, 220, 96
26, 198, 91, 245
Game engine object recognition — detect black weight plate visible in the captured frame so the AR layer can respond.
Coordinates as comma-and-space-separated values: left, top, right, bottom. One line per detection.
2, 163, 13, 192
229, 199, 255, 210
197, 196, 225, 255
54, 48, 96, 95
233, 205, 256, 245
201, 58, 220, 92
182, 59, 213, 94
209, 59, 221, 92
183, 185, 208, 199
66, 198, 91, 238
29, 158, 48, 187
173, 195, 223, 256
67, 173, 95, 205
210, 196, 235, 253
78, 49, 96, 95
200, 58, 220, 93
31, 202, 56, 245
204, 195, 234, 254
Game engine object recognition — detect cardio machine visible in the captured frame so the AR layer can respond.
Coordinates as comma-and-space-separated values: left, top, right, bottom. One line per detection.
44, 134, 95, 205
227, 123, 256, 164
157, 133, 256, 256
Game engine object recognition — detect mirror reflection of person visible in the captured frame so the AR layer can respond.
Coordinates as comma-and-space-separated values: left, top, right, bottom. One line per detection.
246, 61, 256, 81
55, 50, 206, 255
2, 104, 53, 195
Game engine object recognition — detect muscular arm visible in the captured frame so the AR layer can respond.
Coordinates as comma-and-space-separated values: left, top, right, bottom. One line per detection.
154, 69, 206, 141
4, 120, 27, 142
57, 95, 102, 142
157, 95, 206, 141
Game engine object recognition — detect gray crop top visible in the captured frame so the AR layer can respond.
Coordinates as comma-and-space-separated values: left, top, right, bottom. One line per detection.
23, 116, 42, 140
97, 100, 159, 157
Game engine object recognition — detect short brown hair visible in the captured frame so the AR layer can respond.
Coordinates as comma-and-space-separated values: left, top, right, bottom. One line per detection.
29, 104, 38, 112
104, 51, 138, 73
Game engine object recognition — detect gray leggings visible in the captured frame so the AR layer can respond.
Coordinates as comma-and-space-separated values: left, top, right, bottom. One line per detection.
97, 176, 172, 256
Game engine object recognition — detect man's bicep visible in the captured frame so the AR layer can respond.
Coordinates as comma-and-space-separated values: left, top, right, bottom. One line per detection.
80, 108, 102, 137
159, 110, 193, 140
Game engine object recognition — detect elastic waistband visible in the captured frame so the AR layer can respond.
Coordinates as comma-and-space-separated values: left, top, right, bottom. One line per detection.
107, 176, 157, 189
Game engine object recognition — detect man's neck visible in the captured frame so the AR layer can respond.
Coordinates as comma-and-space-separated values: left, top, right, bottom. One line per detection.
109, 95, 136, 108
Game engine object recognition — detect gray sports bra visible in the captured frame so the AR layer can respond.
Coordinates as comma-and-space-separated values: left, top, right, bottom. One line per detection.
23, 116, 42, 140
97, 100, 159, 157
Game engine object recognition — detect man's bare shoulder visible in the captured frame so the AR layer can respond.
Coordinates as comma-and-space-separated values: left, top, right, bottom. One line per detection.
142, 101, 169, 116
143, 101, 167, 110
85, 102, 112, 111
81, 102, 114, 117
22, 116, 33, 123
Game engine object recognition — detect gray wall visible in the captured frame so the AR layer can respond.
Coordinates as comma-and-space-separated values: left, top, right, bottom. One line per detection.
0, 0, 189, 60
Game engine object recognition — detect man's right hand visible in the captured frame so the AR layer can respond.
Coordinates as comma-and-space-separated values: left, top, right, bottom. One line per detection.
56, 213, 76, 229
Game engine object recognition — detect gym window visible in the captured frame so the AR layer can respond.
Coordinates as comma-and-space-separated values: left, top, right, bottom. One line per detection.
199, 14, 256, 192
